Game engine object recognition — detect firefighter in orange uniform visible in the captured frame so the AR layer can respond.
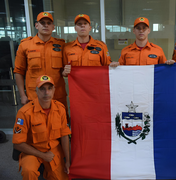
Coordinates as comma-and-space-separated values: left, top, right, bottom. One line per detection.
12, 75, 71, 180
62, 14, 118, 76
14, 12, 67, 108
118, 17, 175, 65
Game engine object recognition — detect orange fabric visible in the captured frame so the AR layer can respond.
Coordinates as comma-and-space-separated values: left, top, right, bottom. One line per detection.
13, 98, 71, 179
172, 43, 176, 61
119, 41, 167, 65
19, 146, 68, 180
14, 35, 67, 106
63, 36, 112, 66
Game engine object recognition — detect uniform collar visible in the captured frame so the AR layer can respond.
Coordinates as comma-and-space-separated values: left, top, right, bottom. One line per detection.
33, 34, 54, 44
131, 41, 151, 50
72, 35, 96, 47
33, 98, 58, 113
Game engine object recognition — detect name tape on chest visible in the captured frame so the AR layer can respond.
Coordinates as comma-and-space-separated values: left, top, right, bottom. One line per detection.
53, 44, 61, 47
53, 48, 61, 52
90, 50, 99, 54
148, 54, 157, 58
87, 46, 102, 51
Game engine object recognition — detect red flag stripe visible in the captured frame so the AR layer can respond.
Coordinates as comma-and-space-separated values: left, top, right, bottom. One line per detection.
68, 66, 111, 180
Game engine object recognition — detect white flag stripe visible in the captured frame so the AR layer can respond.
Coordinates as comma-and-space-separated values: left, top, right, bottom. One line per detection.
109, 66, 155, 179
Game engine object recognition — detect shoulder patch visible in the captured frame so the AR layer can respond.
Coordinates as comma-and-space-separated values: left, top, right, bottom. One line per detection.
21, 36, 33, 43
17, 118, 24, 125
14, 126, 22, 134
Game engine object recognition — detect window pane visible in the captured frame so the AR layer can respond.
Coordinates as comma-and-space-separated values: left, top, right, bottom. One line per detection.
105, 0, 175, 61
31, 0, 101, 42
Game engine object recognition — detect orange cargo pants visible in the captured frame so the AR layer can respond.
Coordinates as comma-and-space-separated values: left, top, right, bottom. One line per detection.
19, 148, 68, 180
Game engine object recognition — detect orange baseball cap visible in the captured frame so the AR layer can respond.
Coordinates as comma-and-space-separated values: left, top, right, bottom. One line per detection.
134, 17, 149, 27
36, 75, 55, 88
74, 14, 90, 24
37, 12, 53, 22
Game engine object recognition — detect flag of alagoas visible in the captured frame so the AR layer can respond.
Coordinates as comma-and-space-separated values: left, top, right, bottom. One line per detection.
68, 65, 176, 180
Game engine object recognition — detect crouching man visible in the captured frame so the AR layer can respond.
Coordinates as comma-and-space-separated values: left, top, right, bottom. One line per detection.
12, 75, 71, 180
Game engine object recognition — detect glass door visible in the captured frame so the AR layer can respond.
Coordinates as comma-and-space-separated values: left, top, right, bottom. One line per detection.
0, 0, 27, 130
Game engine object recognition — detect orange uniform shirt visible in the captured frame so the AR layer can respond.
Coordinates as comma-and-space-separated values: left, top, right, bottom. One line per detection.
119, 41, 167, 65
12, 98, 71, 152
14, 35, 66, 103
63, 36, 112, 66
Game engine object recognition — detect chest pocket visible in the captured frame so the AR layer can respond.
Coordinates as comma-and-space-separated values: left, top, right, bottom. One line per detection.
88, 54, 101, 66
31, 123, 47, 143
50, 114, 61, 139
146, 55, 159, 65
52, 52, 63, 68
125, 53, 137, 65
68, 55, 79, 66
28, 52, 41, 69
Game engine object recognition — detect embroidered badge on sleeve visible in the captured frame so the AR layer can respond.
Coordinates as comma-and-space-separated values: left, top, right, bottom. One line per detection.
17, 118, 24, 125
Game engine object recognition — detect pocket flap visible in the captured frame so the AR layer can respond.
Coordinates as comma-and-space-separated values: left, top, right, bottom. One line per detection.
52, 52, 62, 58
68, 55, 78, 61
89, 53, 100, 61
28, 52, 41, 59
32, 123, 46, 133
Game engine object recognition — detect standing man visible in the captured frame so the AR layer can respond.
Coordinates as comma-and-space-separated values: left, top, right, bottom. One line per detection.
118, 17, 174, 65
14, 12, 67, 109
13, 75, 71, 180
62, 14, 118, 76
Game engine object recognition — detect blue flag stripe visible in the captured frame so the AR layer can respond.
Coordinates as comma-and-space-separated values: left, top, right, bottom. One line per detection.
154, 64, 176, 179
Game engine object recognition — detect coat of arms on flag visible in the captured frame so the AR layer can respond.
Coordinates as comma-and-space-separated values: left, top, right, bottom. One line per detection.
115, 101, 150, 144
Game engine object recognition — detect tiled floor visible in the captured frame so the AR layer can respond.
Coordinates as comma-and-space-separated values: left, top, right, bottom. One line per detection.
0, 134, 22, 180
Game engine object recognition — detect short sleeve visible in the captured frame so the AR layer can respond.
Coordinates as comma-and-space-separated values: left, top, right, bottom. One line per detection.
12, 110, 29, 144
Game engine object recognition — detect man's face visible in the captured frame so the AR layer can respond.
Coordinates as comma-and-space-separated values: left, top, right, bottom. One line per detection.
37, 83, 55, 104
75, 19, 91, 38
35, 17, 54, 36
133, 23, 150, 41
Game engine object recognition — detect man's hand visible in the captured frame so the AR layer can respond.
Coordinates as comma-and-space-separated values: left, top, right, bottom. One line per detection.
62, 64, 71, 77
42, 151, 55, 162
109, 61, 119, 67
21, 95, 29, 105
165, 59, 175, 65
64, 161, 70, 174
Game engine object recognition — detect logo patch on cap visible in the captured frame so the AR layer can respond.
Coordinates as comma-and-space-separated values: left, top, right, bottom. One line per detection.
139, 17, 145, 22
40, 75, 51, 81
79, 14, 84, 17
43, 12, 48, 16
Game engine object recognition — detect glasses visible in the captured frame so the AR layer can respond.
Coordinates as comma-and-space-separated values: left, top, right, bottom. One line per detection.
38, 21, 53, 26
